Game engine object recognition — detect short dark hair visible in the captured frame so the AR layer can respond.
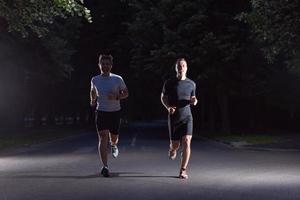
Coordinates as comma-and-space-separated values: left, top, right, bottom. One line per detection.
99, 54, 113, 64
175, 58, 187, 67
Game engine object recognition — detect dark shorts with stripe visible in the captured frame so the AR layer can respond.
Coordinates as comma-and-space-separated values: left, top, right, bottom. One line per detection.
95, 110, 121, 135
168, 114, 193, 141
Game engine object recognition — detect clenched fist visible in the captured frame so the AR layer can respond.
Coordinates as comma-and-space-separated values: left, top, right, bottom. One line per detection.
168, 107, 176, 115
190, 96, 198, 106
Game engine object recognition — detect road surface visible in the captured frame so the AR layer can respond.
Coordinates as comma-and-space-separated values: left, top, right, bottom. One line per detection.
1, 122, 300, 200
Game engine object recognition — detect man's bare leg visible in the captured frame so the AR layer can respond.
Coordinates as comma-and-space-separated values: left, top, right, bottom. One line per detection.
98, 130, 109, 167
179, 135, 192, 179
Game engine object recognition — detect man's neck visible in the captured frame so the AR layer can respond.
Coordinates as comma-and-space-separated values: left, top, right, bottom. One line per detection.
176, 74, 186, 80
101, 72, 110, 77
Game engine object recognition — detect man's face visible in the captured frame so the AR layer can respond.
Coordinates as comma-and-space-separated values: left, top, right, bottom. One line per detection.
99, 59, 112, 74
175, 60, 187, 76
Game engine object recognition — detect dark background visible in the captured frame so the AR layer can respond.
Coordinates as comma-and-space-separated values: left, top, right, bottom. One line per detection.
1, 0, 300, 135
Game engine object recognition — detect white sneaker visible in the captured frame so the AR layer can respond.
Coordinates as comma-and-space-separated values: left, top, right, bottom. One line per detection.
111, 145, 119, 158
168, 149, 177, 160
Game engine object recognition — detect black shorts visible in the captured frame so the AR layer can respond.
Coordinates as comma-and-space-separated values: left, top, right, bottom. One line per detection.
95, 110, 121, 135
168, 114, 193, 140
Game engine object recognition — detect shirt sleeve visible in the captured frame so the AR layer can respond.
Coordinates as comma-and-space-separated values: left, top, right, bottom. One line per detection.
119, 77, 127, 90
191, 82, 196, 96
162, 80, 169, 96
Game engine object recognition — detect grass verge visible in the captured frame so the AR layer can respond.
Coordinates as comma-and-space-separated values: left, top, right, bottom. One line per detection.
0, 127, 90, 151
197, 132, 279, 145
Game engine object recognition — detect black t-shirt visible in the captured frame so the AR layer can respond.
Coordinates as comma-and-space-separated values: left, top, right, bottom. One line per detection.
162, 77, 196, 121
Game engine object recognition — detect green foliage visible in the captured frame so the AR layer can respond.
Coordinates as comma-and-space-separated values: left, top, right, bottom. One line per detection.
128, 0, 248, 90
237, 0, 300, 112
0, 0, 89, 82
239, 0, 300, 64
0, 0, 91, 37
25, 21, 83, 92
127, 0, 253, 123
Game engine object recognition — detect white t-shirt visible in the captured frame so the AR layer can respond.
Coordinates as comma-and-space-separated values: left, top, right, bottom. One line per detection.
91, 73, 127, 112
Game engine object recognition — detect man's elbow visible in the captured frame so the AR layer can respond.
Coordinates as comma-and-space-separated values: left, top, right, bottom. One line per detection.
90, 90, 96, 100
125, 92, 129, 98
161, 95, 167, 104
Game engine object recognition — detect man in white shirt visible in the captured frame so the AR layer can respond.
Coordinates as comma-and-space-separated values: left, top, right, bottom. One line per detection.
90, 54, 129, 177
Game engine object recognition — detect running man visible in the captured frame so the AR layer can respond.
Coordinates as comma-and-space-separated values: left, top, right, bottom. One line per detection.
161, 58, 198, 179
90, 54, 129, 177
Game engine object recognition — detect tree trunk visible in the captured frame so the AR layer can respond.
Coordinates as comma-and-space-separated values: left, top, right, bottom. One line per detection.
221, 94, 230, 133
208, 102, 216, 132
200, 94, 205, 130
218, 92, 230, 134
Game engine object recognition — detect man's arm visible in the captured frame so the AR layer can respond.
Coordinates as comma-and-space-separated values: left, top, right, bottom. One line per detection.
190, 82, 198, 106
116, 77, 129, 100
161, 93, 176, 114
108, 88, 129, 101
161, 93, 169, 110
190, 96, 198, 106
118, 88, 129, 100
90, 88, 97, 106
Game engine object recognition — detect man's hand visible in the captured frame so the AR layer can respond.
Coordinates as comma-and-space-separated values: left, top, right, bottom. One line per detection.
119, 88, 129, 99
168, 107, 176, 115
90, 99, 96, 107
107, 93, 119, 100
190, 96, 198, 106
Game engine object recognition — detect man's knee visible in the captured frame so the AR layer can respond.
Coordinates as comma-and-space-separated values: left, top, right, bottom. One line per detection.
182, 135, 192, 146
98, 130, 109, 142
98, 129, 109, 135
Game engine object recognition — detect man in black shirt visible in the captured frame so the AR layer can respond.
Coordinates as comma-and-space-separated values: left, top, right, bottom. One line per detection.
161, 58, 198, 179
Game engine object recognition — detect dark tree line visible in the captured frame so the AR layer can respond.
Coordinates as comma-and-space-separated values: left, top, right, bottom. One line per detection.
1, 0, 300, 134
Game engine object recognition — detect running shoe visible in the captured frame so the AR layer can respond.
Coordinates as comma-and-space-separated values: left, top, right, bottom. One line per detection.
179, 168, 188, 179
101, 166, 110, 177
168, 149, 177, 160
111, 145, 119, 158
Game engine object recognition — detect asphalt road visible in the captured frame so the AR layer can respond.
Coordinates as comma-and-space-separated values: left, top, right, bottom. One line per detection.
1, 122, 300, 200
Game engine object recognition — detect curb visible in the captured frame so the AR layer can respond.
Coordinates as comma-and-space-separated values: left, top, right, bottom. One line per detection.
233, 146, 300, 152
201, 136, 300, 152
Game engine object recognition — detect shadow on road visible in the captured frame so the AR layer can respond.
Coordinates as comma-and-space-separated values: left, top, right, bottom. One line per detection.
110, 172, 178, 179
1, 172, 178, 179
0, 173, 100, 179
